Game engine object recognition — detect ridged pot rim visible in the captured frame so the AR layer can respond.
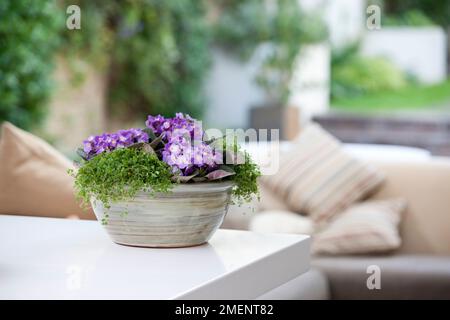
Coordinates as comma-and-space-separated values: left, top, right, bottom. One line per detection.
151, 180, 235, 193
90, 181, 234, 203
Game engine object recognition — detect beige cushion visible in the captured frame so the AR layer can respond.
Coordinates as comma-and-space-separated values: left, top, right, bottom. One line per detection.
0, 122, 95, 219
262, 124, 384, 224
312, 199, 406, 255
370, 159, 450, 255
249, 210, 314, 235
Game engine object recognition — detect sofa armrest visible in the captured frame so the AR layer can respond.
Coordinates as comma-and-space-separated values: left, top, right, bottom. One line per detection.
369, 157, 450, 255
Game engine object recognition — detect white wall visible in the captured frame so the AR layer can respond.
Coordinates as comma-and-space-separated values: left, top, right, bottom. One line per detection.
300, 0, 366, 49
361, 27, 448, 84
205, 0, 355, 129
204, 48, 266, 130
204, 43, 330, 130
289, 43, 330, 124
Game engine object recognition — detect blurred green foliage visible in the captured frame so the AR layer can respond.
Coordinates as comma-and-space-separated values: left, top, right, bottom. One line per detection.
383, 9, 436, 26
381, 0, 450, 28
213, 0, 328, 104
0, 0, 61, 130
0, 0, 329, 129
63, 0, 211, 120
331, 44, 410, 100
332, 80, 450, 112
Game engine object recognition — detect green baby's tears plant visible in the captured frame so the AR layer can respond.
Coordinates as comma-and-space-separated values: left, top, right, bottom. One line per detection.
69, 148, 173, 211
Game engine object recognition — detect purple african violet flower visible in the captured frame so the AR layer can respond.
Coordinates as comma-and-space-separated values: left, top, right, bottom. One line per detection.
145, 114, 166, 135
83, 128, 148, 159
161, 129, 222, 175
82, 113, 224, 176
145, 113, 202, 142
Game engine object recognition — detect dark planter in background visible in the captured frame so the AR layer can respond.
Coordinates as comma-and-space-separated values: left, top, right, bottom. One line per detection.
249, 105, 300, 140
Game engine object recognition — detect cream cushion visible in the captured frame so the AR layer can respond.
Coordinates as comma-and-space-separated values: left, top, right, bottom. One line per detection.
370, 159, 450, 255
262, 124, 384, 224
249, 210, 314, 235
312, 199, 406, 255
0, 122, 95, 219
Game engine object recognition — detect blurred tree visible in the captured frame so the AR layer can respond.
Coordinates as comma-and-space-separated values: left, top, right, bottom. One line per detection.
0, 0, 61, 130
62, 0, 211, 121
212, 0, 328, 105
373, 0, 449, 76
381, 0, 449, 28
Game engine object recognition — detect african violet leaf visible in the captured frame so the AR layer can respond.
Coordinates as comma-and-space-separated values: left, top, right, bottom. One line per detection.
76, 147, 89, 161
129, 142, 156, 155
171, 171, 199, 183
149, 134, 164, 149
219, 164, 235, 172
142, 143, 156, 155
206, 169, 235, 181
143, 127, 157, 140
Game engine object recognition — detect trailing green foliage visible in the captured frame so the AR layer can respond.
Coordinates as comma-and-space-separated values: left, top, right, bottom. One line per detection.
231, 151, 261, 204
0, 0, 61, 130
332, 80, 450, 112
69, 148, 174, 210
383, 9, 436, 27
211, 136, 261, 204
70, 143, 261, 211
377, 0, 449, 28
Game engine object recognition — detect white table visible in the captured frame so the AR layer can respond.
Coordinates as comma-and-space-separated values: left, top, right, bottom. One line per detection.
0, 215, 310, 300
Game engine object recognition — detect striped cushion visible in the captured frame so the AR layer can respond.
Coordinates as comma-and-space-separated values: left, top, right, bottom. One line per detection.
262, 124, 384, 223
312, 199, 406, 255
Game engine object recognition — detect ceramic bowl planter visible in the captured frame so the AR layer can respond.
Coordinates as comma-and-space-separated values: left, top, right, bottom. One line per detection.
91, 182, 234, 248
72, 113, 260, 249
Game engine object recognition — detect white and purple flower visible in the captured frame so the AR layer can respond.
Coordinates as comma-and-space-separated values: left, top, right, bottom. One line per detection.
160, 126, 222, 175
81, 113, 227, 178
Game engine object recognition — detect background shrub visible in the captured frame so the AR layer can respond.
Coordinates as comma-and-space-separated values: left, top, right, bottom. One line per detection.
0, 0, 61, 130
63, 0, 211, 121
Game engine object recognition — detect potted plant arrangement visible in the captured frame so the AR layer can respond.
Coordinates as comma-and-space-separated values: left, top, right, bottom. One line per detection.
70, 113, 260, 248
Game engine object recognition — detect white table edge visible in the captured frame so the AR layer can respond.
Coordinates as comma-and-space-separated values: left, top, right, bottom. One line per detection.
173, 234, 311, 300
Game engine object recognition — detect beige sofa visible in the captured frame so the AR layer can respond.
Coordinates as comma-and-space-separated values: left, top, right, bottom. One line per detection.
223, 157, 450, 299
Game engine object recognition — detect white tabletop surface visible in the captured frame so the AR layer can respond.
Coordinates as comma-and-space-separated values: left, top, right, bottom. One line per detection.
0, 215, 310, 300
